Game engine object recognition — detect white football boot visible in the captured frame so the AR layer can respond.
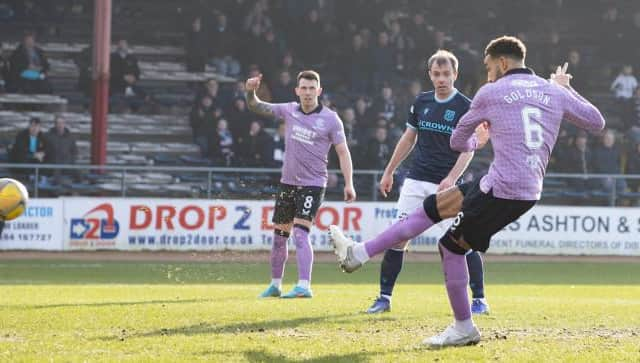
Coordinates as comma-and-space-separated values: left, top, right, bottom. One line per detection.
423, 324, 481, 348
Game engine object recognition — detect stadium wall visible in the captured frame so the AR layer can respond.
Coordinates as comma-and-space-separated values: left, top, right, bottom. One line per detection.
1, 198, 639, 256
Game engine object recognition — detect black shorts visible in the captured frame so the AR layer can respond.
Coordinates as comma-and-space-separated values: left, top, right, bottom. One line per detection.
272, 183, 326, 224
447, 179, 536, 253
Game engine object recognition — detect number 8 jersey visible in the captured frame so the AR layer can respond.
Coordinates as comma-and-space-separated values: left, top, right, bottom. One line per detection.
449, 68, 605, 201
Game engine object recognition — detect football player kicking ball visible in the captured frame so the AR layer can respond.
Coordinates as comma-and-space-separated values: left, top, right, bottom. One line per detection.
366, 50, 489, 315
330, 36, 604, 347
246, 70, 356, 299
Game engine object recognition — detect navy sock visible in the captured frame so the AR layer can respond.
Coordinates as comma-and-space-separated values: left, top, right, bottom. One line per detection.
379, 249, 405, 297
466, 251, 485, 299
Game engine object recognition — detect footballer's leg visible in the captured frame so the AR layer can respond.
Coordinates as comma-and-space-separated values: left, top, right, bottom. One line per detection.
425, 181, 535, 348
281, 186, 324, 298
260, 185, 295, 298
330, 185, 464, 273
423, 234, 480, 348
467, 251, 490, 314
368, 179, 428, 314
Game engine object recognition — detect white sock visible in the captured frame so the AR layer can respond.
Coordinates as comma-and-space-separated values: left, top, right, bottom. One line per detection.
454, 318, 475, 334
353, 243, 370, 264
381, 294, 392, 302
297, 280, 310, 289
271, 278, 282, 288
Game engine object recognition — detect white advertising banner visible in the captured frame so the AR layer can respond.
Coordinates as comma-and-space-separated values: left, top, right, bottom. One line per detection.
490, 206, 640, 256
60, 198, 640, 256
0, 199, 64, 250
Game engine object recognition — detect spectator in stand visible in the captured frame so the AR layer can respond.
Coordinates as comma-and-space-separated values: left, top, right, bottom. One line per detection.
558, 131, 591, 192
272, 121, 285, 167
362, 126, 392, 170
398, 80, 422, 120
566, 49, 587, 92
238, 120, 273, 166
74, 45, 92, 98
372, 84, 397, 122
591, 129, 626, 195
625, 141, 640, 192
209, 13, 240, 77
270, 70, 294, 103
537, 30, 567, 75
194, 78, 223, 110
110, 39, 140, 96
371, 31, 394, 90
242, 0, 272, 34
0, 44, 9, 93
228, 80, 246, 102
278, 50, 303, 76
185, 16, 208, 72
256, 29, 283, 78
209, 118, 234, 166
628, 88, 640, 142
611, 65, 638, 127
456, 41, 481, 93
10, 117, 46, 165
354, 96, 374, 129
344, 33, 371, 94
341, 107, 361, 153
190, 95, 216, 154
44, 115, 78, 183
110, 73, 150, 113
227, 97, 252, 146
8, 31, 51, 94
611, 65, 638, 100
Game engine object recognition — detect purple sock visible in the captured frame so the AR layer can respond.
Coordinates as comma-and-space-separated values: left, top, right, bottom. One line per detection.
293, 225, 313, 282
271, 233, 288, 279
439, 242, 471, 321
364, 207, 434, 257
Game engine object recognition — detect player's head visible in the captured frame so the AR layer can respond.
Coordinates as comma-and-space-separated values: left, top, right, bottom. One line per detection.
427, 50, 458, 98
295, 70, 322, 109
483, 36, 526, 82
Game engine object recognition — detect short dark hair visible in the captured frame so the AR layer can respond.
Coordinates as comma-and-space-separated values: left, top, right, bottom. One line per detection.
297, 70, 320, 87
484, 36, 526, 61
29, 117, 41, 125
427, 50, 458, 72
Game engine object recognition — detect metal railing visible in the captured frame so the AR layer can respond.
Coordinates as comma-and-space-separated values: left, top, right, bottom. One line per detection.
1, 163, 639, 205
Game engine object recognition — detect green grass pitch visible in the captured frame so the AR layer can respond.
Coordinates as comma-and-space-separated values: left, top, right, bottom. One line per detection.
0, 259, 639, 362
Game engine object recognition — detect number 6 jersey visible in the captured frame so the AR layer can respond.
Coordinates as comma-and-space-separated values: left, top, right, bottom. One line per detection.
450, 68, 605, 201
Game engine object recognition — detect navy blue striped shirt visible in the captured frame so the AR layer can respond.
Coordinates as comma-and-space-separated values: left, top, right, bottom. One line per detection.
406, 89, 471, 184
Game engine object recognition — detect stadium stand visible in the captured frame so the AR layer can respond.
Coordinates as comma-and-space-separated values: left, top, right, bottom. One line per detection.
0, 0, 638, 204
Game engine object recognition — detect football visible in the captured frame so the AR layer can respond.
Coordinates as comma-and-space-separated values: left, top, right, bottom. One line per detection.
0, 178, 29, 221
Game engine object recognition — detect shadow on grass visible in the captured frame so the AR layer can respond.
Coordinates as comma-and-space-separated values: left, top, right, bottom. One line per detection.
195, 347, 426, 362
243, 349, 375, 363
98, 313, 361, 341
0, 298, 213, 310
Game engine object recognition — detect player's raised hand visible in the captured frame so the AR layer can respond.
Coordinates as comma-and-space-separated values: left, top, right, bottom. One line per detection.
550, 62, 572, 88
379, 172, 393, 198
475, 121, 490, 149
245, 74, 263, 92
344, 184, 356, 203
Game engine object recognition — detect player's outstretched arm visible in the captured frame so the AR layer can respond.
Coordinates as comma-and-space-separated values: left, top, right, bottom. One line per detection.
379, 128, 417, 197
437, 151, 474, 192
335, 142, 356, 202
551, 63, 606, 132
245, 73, 277, 119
